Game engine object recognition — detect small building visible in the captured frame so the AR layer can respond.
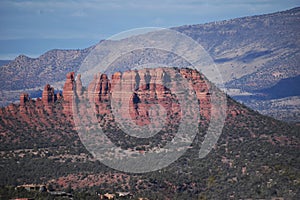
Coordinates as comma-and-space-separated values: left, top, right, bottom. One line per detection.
10, 198, 34, 200
116, 191, 132, 198
16, 184, 46, 192
49, 191, 73, 199
100, 193, 115, 199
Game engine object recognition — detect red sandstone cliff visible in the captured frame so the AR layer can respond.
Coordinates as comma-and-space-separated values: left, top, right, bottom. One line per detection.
1, 67, 237, 128
0, 68, 247, 149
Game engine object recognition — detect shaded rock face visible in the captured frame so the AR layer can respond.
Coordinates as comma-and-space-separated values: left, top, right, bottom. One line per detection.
63, 72, 75, 115
128, 83, 179, 126
108, 69, 182, 127
63, 72, 75, 100
73, 68, 213, 129
42, 84, 55, 104
20, 93, 29, 107
20, 93, 30, 113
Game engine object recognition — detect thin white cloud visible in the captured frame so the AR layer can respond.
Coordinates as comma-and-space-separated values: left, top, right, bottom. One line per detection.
6, 0, 298, 11
0, 0, 299, 58
71, 10, 87, 17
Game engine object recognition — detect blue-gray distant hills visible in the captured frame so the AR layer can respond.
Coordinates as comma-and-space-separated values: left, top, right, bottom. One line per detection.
0, 60, 11, 66
0, 7, 299, 122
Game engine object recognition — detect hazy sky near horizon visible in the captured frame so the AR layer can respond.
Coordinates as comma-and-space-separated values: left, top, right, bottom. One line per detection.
0, 0, 299, 60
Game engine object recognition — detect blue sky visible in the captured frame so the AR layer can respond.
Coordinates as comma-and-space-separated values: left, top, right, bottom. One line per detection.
0, 0, 299, 60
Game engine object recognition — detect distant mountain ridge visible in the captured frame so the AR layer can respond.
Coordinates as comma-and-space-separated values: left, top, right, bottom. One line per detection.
175, 7, 300, 89
255, 75, 300, 99
0, 60, 11, 66
0, 48, 92, 90
0, 7, 299, 122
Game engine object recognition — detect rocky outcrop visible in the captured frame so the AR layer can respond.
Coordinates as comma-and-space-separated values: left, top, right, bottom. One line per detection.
0, 71, 75, 131
42, 84, 55, 104
71, 68, 214, 128
92, 73, 111, 117
75, 74, 83, 96
20, 93, 30, 113
1, 68, 234, 133
0, 67, 257, 152
0, 67, 231, 129
63, 72, 75, 115
20, 93, 30, 107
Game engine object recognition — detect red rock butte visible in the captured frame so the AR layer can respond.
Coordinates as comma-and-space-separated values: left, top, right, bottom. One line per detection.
2, 68, 243, 130
72, 68, 214, 127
